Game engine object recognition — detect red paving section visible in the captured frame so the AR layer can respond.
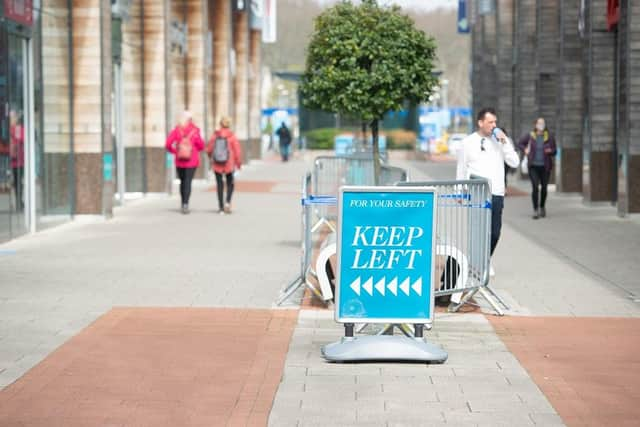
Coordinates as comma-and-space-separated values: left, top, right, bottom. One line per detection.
489, 316, 640, 427
0, 307, 298, 427
207, 180, 277, 193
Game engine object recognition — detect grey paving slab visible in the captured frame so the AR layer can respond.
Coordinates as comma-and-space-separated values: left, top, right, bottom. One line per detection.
269, 311, 559, 427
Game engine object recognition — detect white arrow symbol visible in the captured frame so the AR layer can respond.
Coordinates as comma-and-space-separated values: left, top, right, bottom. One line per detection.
362, 277, 373, 296
374, 278, 386, 296
399, 277, 411, 296
412, 278, 423, 296
387, 277, 398, 296
350, 277, 361, 296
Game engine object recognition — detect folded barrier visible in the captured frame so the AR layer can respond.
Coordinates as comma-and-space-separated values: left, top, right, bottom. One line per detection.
276, 156, 408, 306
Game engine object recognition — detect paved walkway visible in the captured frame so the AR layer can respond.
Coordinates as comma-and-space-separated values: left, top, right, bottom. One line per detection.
0, 307, 297, 426
1, 150, 639, 426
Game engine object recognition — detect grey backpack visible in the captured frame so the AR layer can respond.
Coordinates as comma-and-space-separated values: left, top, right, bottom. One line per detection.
212, 136, 229, 164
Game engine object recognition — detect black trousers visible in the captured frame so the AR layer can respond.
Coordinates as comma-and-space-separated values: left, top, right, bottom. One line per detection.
176, 167, 196, 205
490, 195, 504, 256
528, 165, 550, 210
215, 172, 234, 210
12, 167, 24, 210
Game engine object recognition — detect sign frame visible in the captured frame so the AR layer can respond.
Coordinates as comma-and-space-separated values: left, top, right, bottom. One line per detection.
335, 186, 437, 325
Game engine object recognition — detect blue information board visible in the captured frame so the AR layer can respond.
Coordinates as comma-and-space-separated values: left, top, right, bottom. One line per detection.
103, 153, 113, 182
336, 186, 437, 324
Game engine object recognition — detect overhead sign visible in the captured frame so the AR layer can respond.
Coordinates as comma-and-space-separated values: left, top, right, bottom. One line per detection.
262, 0, 276, 43
250, 0, 263, 30
4, 0, 33, 27
457, 0, 469, 33
478, 0, 494, 15
336, 187, 436, 324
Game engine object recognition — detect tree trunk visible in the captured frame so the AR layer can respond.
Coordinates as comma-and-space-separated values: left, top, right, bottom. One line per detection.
361, 121, 367, 147
371, 119, 381, 185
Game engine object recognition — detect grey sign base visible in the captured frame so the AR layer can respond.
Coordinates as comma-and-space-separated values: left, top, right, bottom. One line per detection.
322, 335, 448, 363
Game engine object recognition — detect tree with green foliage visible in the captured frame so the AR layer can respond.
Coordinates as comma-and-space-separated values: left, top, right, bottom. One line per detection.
301, 0, 438, 183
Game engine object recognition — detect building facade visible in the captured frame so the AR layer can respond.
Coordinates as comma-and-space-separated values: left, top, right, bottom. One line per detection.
0, 0, 264, 243
471, 0, 638, 216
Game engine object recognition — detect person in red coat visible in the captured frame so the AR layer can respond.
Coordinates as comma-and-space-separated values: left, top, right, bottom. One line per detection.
206, 116, 242, 214
165, 111, 205, 214
9, 110, 25, 211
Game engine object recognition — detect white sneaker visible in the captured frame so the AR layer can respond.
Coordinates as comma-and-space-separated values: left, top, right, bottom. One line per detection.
490, 264, 495, 277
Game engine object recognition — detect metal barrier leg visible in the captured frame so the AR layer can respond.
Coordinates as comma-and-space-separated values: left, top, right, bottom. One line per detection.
448, 289, 480, 312
477, 287, 505, 316
484, 285, 510, 310
276, 270, 331, 307
304, 278, 328, 302
276, 275, 305, 305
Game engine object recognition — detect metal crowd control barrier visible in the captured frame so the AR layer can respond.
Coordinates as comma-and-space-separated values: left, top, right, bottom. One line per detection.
398, 179, 508, 315
276, 157, 409, 306
276, 172, 320, 305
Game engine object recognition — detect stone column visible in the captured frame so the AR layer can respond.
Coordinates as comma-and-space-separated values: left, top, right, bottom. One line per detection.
535, 1, 560, 183
617, 0, 640, 214
186, 0, 208, 177
556, 0, 584, 192
233, 8, 250, 164
248, 29, 262, 160
141, 0, 170, 192
536, 1, 560, 128
71, 0, 112, 215
169, 0, 187, 125
41, 0, 73, 209
582, 0, 616, 203
121, 1, 145, 193
513, 0, 537, 139
471, 1, 499, 117
212, 0, 233, 128
496, 0, 514, 135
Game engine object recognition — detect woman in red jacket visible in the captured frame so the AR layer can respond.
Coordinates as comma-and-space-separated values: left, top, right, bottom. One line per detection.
165, 111, 205, 214
9, 110, 24, 211
207, 116, 242, 214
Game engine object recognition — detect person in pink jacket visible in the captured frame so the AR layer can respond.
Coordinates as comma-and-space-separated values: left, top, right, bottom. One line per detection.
9, 110, 25, 211
206, 116, 242, 214
165, 111, 205, 214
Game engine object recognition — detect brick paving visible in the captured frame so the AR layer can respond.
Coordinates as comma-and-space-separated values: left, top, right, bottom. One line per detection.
489, 316, 640, 427
0, 307, 298, 427
206, 180, 278, 193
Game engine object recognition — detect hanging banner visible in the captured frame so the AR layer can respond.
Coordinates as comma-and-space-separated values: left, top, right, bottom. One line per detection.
262, 0, 277, 43
4, 0, 33, 27
250, 0, 263, 30
457, 0, 469, 33
336, 186, 437, 324
478, 0, 494, 15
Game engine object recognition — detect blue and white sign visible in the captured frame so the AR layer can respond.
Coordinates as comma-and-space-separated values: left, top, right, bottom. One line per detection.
336, 186, 437, 324
458, 0, 470, 33
103, 153, 113, 182
335, 134, 354, 156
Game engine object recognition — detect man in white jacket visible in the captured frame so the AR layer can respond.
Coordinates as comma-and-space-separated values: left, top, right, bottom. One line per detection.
456, 107, 520, 258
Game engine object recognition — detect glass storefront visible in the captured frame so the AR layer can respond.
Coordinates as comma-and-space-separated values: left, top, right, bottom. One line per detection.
0, 17, 30, 241
0, 2, 73, 243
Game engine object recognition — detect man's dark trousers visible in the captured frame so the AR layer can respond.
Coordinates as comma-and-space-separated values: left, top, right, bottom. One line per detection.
490, 195, 504, 255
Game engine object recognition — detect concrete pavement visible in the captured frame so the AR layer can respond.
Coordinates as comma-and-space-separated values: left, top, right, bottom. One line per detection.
1, 150, 639, 426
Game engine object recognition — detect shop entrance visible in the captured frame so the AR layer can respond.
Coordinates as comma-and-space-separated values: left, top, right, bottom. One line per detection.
0, 29, 34, 242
